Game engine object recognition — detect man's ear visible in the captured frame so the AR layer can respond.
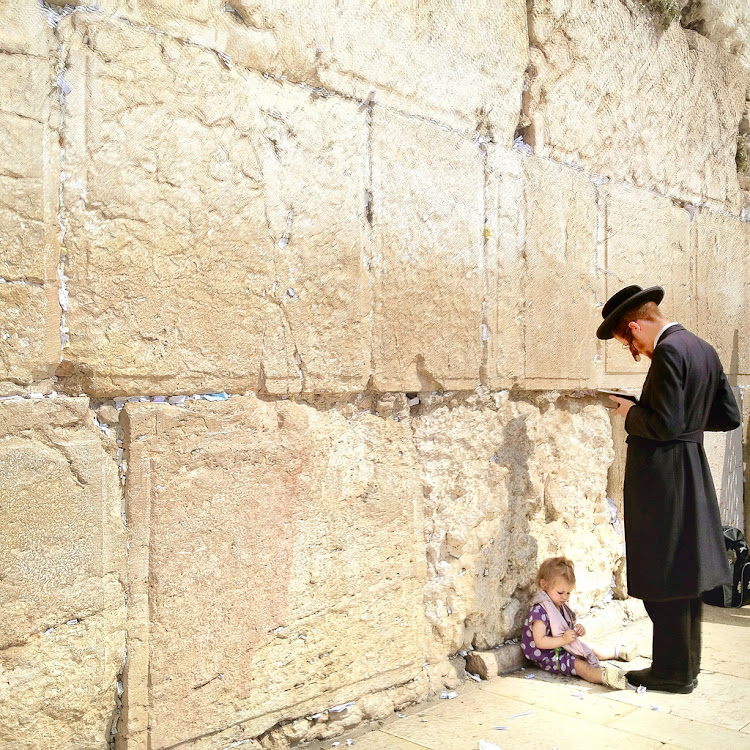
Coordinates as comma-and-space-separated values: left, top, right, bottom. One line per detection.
628, 320, 641, 333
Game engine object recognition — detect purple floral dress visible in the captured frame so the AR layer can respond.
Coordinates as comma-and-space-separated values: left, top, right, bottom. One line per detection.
521, 603, 578, 676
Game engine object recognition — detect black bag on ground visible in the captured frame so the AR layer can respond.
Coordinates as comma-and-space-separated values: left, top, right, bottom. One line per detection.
702, 526, 750, 608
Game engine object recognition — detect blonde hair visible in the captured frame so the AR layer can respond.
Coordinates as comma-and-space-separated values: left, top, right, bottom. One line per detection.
536, 556, 576, 589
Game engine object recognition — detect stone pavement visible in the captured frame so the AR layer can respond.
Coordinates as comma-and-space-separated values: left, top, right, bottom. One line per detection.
306, 604, 750, 750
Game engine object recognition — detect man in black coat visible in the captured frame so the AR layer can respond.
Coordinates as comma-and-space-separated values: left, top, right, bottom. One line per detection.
597, 285, 741, 694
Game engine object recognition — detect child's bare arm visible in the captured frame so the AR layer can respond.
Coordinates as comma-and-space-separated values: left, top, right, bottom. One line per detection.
531, 619, 577, 650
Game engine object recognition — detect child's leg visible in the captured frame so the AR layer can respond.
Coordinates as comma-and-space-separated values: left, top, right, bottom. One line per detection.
574, 658, 603, 684
590, 642, 616, 660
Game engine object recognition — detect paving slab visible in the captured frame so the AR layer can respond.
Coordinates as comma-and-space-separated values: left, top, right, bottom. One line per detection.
384, 686, 661, 750
608, 705, 750, 750
353, 733, 429, 749
479, 668, 639, 725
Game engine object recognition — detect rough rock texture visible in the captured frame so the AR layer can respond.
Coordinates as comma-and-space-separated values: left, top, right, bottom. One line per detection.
0, 396, 125, 749
683, 1, 750, 74
416, 390, 619, 656
371, 109, 484, 391
121, 396, 424, 749
0, 0, 61, 392
45, 0, 529, 139
59, 14, 370, 397
525, 0, 747, 210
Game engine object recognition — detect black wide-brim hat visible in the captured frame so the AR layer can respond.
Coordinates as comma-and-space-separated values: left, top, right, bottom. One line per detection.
596, 285, 664, 340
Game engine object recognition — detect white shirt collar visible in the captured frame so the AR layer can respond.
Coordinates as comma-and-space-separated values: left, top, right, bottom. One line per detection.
654, 321, 679, 348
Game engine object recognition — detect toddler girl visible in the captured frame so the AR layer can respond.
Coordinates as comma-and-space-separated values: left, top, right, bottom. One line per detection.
521, 556, 635, 689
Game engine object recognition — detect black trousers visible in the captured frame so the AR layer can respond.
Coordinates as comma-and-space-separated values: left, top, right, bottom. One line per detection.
643, 597, 702, 684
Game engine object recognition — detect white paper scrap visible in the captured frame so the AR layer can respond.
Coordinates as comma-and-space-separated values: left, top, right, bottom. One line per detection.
570, 691, 584, 699
329, 702, 354, 713
493, 726, 508, 730
524, 674, 536, 679
440, 691, 458, 699
468, 672, 481, 682
478, 741, 502, 750
507, 710, 533, 719
637, 685, 647, 694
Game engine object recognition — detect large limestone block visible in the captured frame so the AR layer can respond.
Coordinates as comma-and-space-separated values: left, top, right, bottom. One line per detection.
522, 157, 598, 384
525, 0, 746, 209
59, 15, 369, 397
121, 397, 424, 749
484, 148, 525, 387
0, 284, 61, 393
55, 0, 528, 139
0, 396, 126, 748
683, 1, 750, 75
694, 211, 750, 375
599, 182, 693, 379
416, 390, 618, 656
485, 150, 597, 388
371, 109, 484, 392
0, 0, 61, 391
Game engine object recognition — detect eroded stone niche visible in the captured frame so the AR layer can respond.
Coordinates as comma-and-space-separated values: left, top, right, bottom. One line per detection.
0, 1, 748, 748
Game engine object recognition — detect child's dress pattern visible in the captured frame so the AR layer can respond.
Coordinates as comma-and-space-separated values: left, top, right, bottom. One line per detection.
521, 603, 578, 675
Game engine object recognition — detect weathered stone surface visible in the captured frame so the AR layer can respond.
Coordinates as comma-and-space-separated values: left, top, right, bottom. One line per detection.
466, 645, 525, 680
484, 148, 525, 387
416, 390, 619, 656
55, 0, 528, 139
522, 158, 598, 383
121, 396, 424, 749
0, 396, 125, 749
0, 0, 61, 392
59, 15, 369, 397
694, 210, 750, 375
683, 1, 750, 75
599, 182, 693, 381
0, 284, 60, 392
485, 152, 597, 387
371, 109, 484, 392
525, 0, 746, 209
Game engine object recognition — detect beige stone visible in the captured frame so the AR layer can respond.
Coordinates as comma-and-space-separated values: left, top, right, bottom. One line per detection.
466, 645, 524, 680
694, 210, 750, 376
416, 390, 618, 656
0, 284, 61, 391
525, 0, 746, 209
55, 0, 528, 140
59, 15, 369, 397
0, 0, 61, 392
0, 396, 125, 749
484, 148, 525, 387
485, 151, 598, 387
682, 1, 750, 76
370, 108, 484, 392
386, 686, 662, 750
598, 182, 693, 380
522, 157, 598, 383
120, 396, 424, 749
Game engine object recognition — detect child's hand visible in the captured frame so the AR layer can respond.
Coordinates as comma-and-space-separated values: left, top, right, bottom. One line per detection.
574, 623, 586, 636
561, 629, 577, 645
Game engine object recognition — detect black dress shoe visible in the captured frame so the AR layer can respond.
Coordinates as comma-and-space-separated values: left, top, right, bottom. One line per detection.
625, 667, 694, 694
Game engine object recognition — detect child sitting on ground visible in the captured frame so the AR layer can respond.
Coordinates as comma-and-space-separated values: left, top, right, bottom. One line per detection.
521, 556, 635, 689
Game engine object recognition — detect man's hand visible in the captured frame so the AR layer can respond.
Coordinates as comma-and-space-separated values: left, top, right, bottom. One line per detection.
609, 395, 634, 418
574, 623, 585, 637
561, 629, 577, 645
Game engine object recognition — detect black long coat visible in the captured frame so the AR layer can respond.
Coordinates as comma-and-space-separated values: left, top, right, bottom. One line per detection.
623, 324, 741, 601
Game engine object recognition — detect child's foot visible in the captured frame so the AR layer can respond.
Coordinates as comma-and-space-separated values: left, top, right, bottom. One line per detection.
616, 642, 638, 662
602, 664, 628, 690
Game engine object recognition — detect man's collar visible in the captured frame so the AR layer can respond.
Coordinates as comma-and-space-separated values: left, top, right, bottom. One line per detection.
654, 321, 680, 348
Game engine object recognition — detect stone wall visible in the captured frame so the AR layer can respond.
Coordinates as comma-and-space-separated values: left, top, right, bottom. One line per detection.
1, 1, 748, 748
